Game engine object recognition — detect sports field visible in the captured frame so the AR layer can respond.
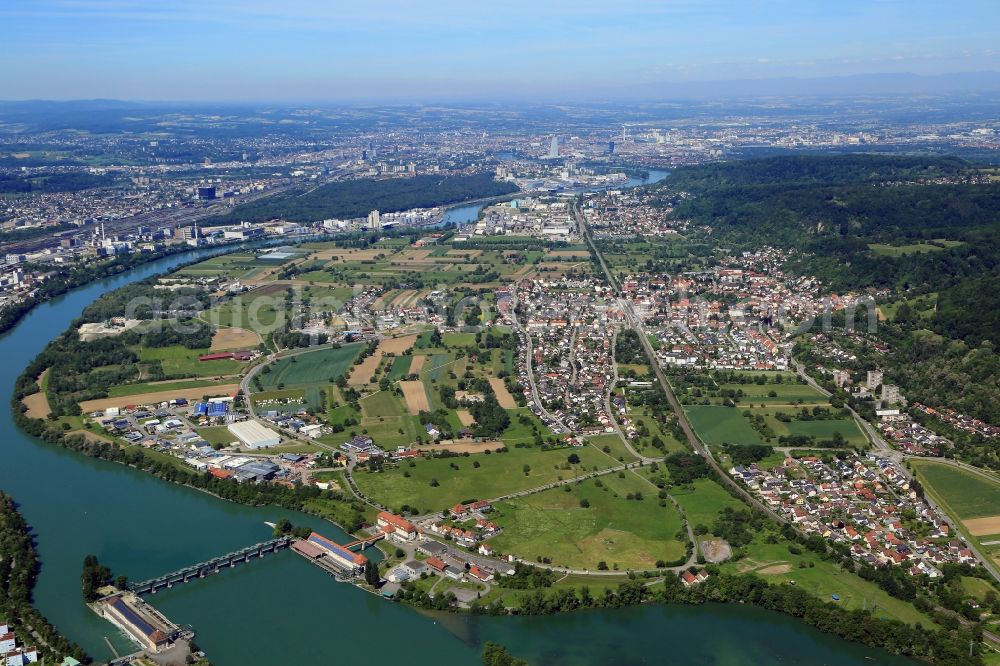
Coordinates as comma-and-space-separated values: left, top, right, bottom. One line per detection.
684, 405, 763, 446
258, 344, 364, 390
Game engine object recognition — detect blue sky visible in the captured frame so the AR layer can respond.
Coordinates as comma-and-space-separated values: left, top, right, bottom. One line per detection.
2, 0, 999, 101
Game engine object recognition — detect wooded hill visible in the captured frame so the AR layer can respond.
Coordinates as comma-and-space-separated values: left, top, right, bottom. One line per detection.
202, 172, 517, 226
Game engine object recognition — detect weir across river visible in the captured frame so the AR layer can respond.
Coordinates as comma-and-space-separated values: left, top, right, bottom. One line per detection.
128, 536, 293, 595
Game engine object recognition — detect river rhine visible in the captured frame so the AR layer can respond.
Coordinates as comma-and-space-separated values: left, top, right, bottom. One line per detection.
0, 175, 917, 664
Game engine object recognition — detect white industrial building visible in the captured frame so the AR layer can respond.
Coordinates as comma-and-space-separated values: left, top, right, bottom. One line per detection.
227, 421, 281, 449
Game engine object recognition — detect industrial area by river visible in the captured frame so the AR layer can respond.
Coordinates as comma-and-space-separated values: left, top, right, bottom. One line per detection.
0, 174, 917, 665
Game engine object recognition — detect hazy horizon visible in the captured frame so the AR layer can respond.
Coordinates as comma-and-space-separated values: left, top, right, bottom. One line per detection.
2, 0, 999, 101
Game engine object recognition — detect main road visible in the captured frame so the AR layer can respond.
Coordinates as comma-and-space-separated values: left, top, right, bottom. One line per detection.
507, 289, 569, 432
575, 201, 799, 529
578, 201, 1000, 587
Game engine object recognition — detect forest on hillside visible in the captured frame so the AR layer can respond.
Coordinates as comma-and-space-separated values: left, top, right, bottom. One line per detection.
653, 154, 1000, 427
202, 172, 517, 226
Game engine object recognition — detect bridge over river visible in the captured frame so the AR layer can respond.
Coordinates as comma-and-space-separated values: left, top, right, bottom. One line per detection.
128, 536, 293, 596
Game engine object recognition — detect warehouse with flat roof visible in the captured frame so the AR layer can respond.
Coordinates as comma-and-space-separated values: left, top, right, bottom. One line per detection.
227, 421, 281, 449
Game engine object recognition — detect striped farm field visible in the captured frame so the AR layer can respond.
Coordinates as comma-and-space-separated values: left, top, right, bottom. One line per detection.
409, 355, 427, 374
488, 377, 517, 409
399, 380, 431, 414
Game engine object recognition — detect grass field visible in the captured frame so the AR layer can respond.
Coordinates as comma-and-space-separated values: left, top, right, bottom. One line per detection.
721, 535, 936, 627
489, 474, 686, 570
587, 434, 640, 463
197, 425, 238, 447
386, 355, 413, 381
108, 378, 225, 398
719, 382, 827, 404
672, 478, 743, 530
258, 344, 364, 390
684, 405, 763, 446
869, 240, 964, 257
138, 345, 241, 377
354, 445, 615, 513
911, 461, 1000, 519
443, 332, 477, 347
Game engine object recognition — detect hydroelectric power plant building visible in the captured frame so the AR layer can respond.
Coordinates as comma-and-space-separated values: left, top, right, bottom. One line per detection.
291, 532, 368, 575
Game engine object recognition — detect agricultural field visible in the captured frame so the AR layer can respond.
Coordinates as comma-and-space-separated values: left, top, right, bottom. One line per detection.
385, 355, 413, 381
210, 327, 260, 350
174, 253, 272, 279
677, 374, 865, 447
684, 405, 763, 446
716, 381, 827, 404
489, 473, 686, 570
911, 461, 1000, 521
257, 344, 364, 390
782, 418, 864, 443
353, 444, 616, 514
207, 290, 288, 333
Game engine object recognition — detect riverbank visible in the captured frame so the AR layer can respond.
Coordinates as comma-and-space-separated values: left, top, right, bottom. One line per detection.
10, 339, 975, 665
0, 492, 90, 664
0, 245, 198, 338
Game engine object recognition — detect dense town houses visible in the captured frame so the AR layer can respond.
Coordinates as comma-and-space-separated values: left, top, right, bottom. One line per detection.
513, 277, 625, 434
731, 453, 975, 576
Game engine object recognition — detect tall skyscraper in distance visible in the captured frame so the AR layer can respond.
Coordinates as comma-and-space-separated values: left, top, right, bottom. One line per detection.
607, 140, 615, 155
548, 135, 559, 158
367, 209, 381, 230
622, 125, 627, 142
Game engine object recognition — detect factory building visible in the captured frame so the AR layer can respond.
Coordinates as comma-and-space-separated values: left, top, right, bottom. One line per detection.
227, 421, 281, 449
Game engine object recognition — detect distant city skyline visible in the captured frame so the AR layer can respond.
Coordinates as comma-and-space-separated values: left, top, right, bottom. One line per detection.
2, 0, 999, 101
